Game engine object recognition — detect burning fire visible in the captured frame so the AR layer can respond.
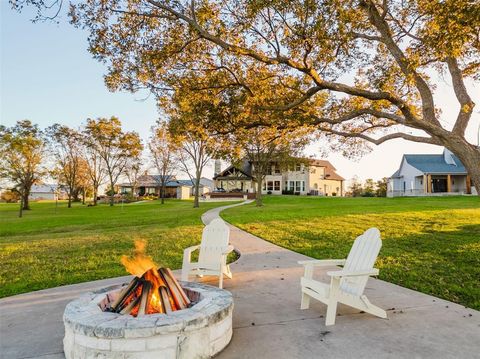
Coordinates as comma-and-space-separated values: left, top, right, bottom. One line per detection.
107, 240, 190, 317
121, 240, 157, 277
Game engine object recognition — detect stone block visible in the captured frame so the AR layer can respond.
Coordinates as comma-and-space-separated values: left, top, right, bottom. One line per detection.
75, 333, 111, 350
145, 334, 178, 350
209, 316, 232, 342
110, 338, 146, 352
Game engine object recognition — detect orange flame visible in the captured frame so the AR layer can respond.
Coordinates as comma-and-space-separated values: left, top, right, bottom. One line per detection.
120, 240, 170, 315
121, 240, 157, 276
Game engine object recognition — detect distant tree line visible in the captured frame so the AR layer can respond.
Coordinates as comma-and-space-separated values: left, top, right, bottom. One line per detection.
0, 118, 143, 216
347, 176, 388, 197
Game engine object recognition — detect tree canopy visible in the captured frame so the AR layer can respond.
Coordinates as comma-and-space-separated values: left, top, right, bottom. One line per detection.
61, 0, 480, 192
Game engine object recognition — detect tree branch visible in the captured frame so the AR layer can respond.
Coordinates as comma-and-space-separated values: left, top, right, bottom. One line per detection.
447, 57, 476, 135
323, 128, 438, 146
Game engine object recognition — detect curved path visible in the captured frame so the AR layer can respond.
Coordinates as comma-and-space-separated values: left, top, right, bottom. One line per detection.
1, 201, 479, 359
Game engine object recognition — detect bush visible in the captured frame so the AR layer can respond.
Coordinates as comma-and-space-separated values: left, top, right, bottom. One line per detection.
1, 190, 20, 203
282, 190, 294, 195
267, 191, 272, 195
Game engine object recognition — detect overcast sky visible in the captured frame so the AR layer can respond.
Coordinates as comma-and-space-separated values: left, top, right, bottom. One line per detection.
1, 3, 479, 183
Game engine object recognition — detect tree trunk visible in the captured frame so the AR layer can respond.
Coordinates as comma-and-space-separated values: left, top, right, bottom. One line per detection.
161, 184, 165, 204
193, 175, 201, 208
110, 183, 115, 206
255, 175, 263, 207
449, 142, 480, 195
109, 174, 115, 206
68, 190, 72, 208
82, 189, 86, 204
18, 191, 23, 218
22, 185, 31, 210
93, 186, 98, 206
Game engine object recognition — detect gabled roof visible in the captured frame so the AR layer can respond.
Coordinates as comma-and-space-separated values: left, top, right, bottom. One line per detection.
31, 184, 68, 193
119, 175, 203, 188
324, 166, 345, 181
135, 175, 175, 186
307, 158, 344, 180
390, 169, 402, 178
213, 160, 253, 179
308, 159, 337, 171
404, 153, 467, 174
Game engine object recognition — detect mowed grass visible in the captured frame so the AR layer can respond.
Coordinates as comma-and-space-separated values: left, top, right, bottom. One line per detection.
0, 200, 232, 298
222, 196, 480, 310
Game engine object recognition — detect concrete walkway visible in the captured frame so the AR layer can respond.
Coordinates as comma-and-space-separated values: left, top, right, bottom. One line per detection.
1, 201, 479, 359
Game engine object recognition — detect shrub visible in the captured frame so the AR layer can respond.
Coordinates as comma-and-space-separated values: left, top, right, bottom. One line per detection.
1, 190, 20, 203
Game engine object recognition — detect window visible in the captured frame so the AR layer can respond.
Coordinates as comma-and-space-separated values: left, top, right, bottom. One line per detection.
302, 181, 305, 192
274, 181, 280, 191
267, 181, 274, 191
314, 183, 318, 190
263, 182, 266, 191
288, 181, 295, 191
285, 181, 288, 189
295, 181, 301, 192
311, 168, 316, 174
295, 163, 301, 171
274, 166, 281, 174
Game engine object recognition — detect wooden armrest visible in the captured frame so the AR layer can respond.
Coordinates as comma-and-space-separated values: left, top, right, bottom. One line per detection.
222, 244, 234, 255
327, 268, 379, 278
298, 259, 346, 267
183, 245, 201, 255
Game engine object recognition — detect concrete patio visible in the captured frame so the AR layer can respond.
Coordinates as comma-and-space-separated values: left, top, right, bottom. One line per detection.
1, 201, 479, 359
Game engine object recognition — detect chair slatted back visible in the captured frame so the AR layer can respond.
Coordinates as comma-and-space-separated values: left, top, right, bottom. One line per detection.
198, 218, 230, 268
340, 228, 382, 296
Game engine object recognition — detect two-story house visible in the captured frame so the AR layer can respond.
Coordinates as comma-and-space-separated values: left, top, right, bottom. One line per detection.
213, 158, 345, 196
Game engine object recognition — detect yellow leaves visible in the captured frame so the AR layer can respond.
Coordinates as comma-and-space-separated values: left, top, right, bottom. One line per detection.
461, 103, 472, 114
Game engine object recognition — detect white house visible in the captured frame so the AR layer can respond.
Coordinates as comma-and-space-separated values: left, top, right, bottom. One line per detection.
213, 158, 345, 196
29, 184, 68, 201
388, 148, 474, 197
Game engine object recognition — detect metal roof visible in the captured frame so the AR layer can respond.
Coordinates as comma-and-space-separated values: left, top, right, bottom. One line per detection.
404, 153, 467, 174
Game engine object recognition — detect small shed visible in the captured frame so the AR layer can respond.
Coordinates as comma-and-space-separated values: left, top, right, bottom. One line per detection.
176, 186, 191, 200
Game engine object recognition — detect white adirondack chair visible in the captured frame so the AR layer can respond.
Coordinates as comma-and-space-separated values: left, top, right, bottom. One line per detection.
181, 218, 234, 288
299, 227, 387, 326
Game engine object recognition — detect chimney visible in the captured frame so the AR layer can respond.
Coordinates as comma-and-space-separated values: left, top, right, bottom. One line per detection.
214, 159, 222, 176
443, 148, 456, 166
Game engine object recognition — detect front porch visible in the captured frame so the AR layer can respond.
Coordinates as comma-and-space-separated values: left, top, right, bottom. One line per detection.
422, 174, 471, 195
389, 174, 472, 197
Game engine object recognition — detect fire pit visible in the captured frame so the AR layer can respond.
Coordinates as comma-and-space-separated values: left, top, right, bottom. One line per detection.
63, 241, 233, 358
63, 281, 233, 358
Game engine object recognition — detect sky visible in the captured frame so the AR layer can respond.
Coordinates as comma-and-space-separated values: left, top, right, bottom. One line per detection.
1, 2, 479, 184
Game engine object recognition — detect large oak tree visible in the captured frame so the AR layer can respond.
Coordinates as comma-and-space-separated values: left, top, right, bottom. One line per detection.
14, 0, 480, 192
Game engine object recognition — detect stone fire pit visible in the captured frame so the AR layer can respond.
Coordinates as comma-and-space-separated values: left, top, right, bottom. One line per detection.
63, 281, 233, 359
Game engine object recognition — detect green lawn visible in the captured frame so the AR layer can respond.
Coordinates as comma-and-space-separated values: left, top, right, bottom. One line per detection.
0, 200, 232, 298
221, 196, 480, 310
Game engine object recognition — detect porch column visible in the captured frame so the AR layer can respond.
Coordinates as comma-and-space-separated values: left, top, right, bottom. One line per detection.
447, 174, 451, 193
423, 174, 427, 193
426, 174, 432, 193
466, 175, 471, 194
